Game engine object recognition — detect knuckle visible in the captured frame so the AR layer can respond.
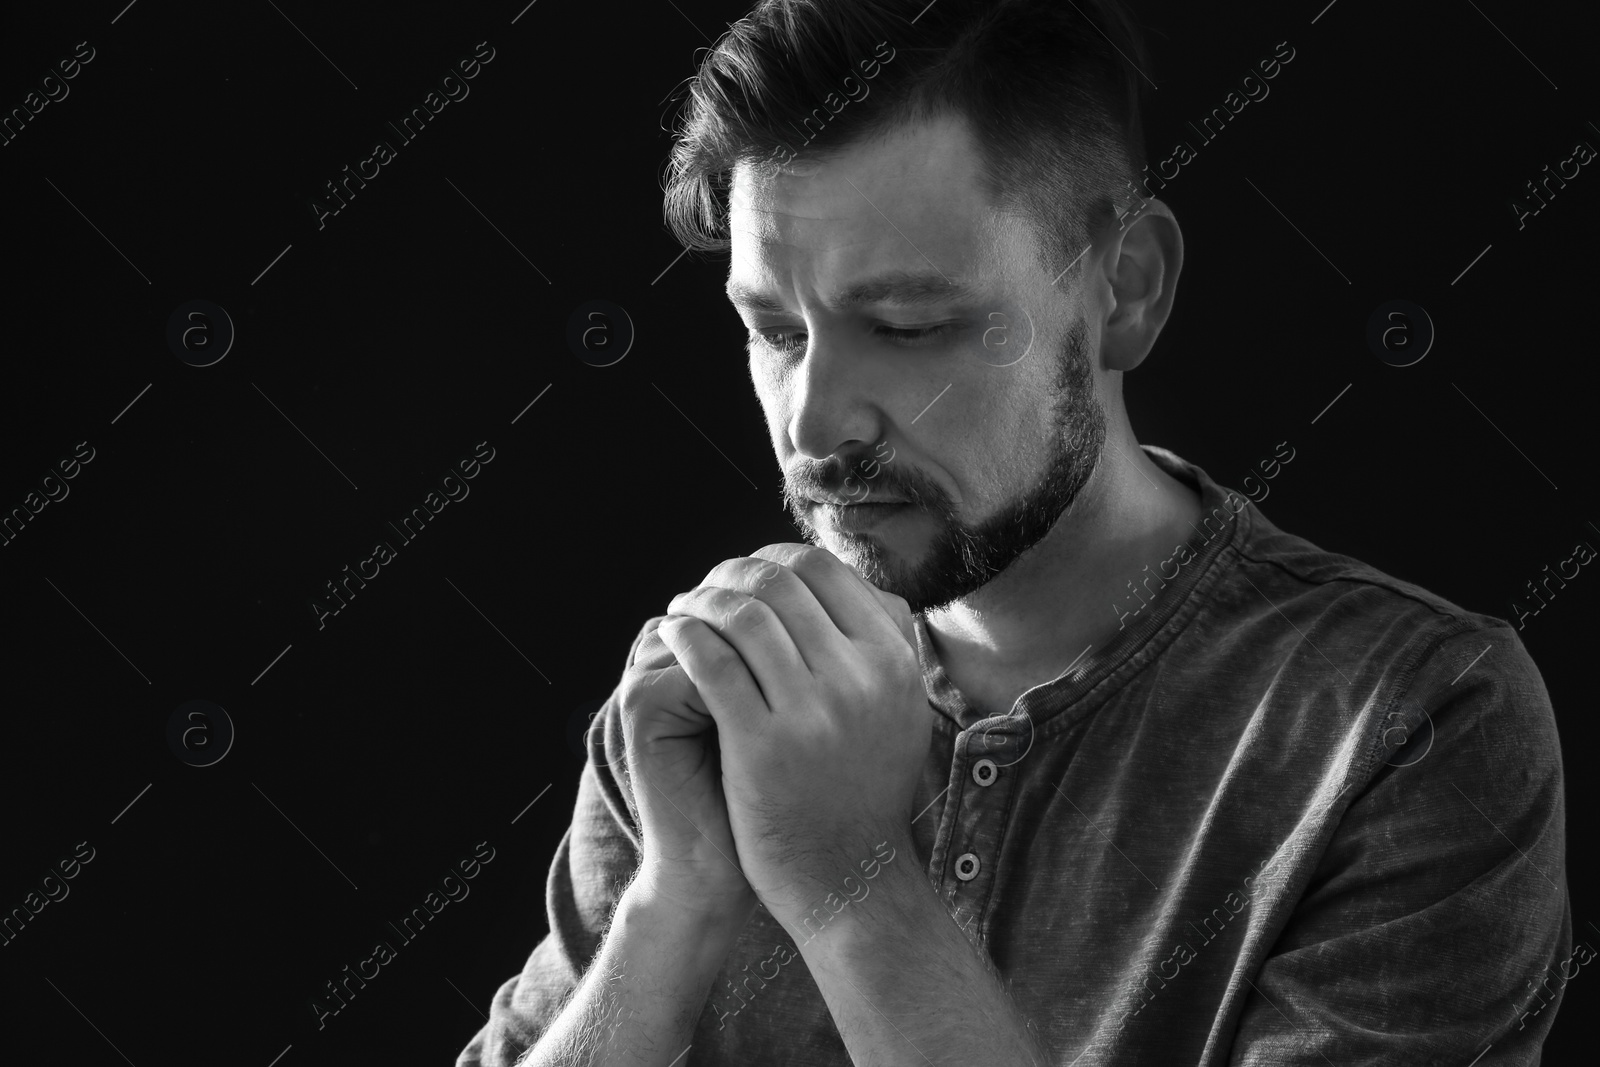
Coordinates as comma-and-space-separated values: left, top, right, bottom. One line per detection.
712, 590, 756, 629
699, 556, 746, 588
621, 662, 675, 707
781, 543, 829, 567
721, 592, 774, 635
749, 558, 789, 591
784, 545, 840, 582
705, 586, 740, 610
753, 541, 810, 560
628, 616, 673, 669
751, 543, 823, 575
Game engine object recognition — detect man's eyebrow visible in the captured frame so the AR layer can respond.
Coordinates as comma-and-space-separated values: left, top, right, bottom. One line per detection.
724, 272, 985, 313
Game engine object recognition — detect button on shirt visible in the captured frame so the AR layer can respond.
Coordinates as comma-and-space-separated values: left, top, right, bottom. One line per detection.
458, 445, 1571, 1066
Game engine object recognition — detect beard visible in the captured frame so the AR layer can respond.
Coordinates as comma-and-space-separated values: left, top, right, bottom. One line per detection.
782, 314, 1108, 615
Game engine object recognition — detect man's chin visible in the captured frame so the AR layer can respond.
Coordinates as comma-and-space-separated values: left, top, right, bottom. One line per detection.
816, 539, 883, 576
793, 518, 948, 607
801, 532, 892, 583
829, 546, 926, 604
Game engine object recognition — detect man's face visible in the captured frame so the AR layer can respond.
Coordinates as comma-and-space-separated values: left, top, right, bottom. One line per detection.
726, 113, 1109, 615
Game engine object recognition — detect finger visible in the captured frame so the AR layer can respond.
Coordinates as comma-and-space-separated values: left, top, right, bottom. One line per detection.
656, 615, 771, 735
750, 543, 910, 650
665, 586, 806, 706
635, 662, 713, 727
681, 555, 841, 673
626, 614, 666, 668
632, 617, 682, 672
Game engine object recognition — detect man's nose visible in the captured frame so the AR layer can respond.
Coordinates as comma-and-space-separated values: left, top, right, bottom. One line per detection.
786, 331, 883, 462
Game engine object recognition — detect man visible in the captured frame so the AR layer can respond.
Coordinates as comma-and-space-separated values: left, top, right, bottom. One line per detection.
459, 1, 1569, 1063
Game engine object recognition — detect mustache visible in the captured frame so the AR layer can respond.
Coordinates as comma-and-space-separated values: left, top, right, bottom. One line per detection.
786, 452, 929, 507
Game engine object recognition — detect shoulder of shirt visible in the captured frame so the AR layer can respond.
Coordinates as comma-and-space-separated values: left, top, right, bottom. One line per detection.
1151, 445, 1550, 736
1194, 505, 1557, 799
1150, 446, 1517, 656
1231, 505, 1527, 656
1216, 492, 1553, 749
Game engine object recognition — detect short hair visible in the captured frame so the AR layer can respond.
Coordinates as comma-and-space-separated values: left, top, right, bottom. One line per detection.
661, 0, 1153, 276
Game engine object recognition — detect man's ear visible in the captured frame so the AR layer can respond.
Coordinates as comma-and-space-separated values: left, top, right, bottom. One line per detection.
1100, 202, 1183, 373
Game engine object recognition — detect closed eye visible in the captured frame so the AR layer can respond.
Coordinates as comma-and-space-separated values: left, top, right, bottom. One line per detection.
747, 323, 962, 355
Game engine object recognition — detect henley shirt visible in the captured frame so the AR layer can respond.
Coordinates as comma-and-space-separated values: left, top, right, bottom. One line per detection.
458, 444, 1571, 1066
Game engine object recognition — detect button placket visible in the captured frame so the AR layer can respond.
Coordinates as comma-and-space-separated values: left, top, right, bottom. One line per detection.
943, 715, 1023, 900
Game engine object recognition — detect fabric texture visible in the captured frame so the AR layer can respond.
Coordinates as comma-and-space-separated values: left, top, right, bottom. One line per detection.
457, 445, 1570, 1066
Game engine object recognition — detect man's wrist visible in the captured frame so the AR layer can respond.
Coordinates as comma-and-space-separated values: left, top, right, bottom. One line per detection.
771, 835, 925, 956
618, 879, 756, 973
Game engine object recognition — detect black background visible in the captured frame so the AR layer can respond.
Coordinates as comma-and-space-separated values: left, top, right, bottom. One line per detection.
0, 0, 1595, 1063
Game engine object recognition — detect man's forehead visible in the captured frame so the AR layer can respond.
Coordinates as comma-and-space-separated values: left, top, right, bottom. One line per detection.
725, 117, 1012, 305
729, 116, 986, 233
725, 270, 989, 313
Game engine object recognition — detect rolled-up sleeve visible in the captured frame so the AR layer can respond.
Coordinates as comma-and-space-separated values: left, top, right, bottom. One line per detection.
456, 625, 654, 1067
1229, 627, 1571, 1065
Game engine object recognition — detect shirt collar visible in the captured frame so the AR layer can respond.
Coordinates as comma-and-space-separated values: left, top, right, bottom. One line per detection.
911, 444, 1251, 731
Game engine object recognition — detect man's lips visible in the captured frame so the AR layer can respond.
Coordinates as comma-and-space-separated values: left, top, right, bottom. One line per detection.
808, 495, 910, 506
810, 500, 914, 533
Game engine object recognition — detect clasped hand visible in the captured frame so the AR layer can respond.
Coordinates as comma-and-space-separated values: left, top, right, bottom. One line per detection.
654, 543, 930, 922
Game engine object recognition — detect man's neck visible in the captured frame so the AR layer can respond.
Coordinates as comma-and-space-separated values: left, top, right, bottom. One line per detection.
922, 435, 1204, 717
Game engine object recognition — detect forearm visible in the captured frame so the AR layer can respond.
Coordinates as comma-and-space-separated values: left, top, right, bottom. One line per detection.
788, 856, 1051, 1067
522, 882, 750, 1067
